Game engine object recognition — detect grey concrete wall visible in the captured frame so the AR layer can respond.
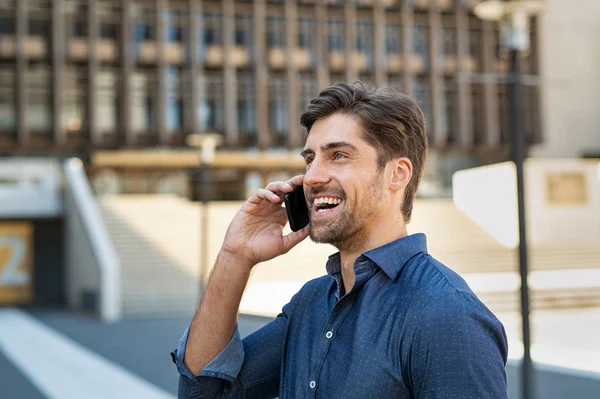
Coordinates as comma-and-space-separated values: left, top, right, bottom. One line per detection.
507, 360, 600, 399
64, 191, 101, 314
532, 0, 600, 158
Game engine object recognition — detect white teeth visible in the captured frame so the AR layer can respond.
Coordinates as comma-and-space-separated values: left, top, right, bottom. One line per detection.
313, 197, 342, 206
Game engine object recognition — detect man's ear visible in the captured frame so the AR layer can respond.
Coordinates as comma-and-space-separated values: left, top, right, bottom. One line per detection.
389, 157, 413, 193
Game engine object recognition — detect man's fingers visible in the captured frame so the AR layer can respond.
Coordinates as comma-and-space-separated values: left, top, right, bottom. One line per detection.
281, 225, 309, 253
248, 176, 305, 205
287, 175, 304, 188
253, 188, 281, 204
265, 181, 295, 197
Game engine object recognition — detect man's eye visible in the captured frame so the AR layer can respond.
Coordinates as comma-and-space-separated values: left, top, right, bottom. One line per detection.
305, 157, 314, 165
333, 152, 347, 160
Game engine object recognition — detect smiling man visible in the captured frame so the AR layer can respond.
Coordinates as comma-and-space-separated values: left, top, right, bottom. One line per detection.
172, 82, 508, 398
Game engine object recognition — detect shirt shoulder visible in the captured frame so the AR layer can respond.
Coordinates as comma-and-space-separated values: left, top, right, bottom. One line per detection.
398, 253, 503, 335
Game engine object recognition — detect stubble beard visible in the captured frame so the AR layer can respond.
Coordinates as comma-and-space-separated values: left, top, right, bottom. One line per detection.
308, 172, 384, 252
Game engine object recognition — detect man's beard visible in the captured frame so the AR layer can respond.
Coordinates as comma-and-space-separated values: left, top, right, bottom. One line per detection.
308, 171, 384, 252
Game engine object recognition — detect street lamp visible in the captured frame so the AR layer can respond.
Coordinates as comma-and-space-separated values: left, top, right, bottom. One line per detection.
186, 133, 222, 297
473, 1, 544, 399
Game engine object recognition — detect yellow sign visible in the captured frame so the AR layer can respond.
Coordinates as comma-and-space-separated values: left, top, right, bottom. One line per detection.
0, 222, 33, 305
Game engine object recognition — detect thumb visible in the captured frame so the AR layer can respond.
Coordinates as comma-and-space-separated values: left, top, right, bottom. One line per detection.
281, 225, 309, 254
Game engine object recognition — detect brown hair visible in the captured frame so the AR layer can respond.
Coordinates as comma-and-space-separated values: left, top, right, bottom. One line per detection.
300, 81, 428, 223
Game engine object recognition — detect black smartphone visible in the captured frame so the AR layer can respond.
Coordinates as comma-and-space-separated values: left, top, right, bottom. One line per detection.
284, 185, 310, 232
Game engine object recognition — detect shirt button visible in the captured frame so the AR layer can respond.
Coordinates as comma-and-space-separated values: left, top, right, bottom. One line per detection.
309, 380, 316, 389
325, 331, 333, 339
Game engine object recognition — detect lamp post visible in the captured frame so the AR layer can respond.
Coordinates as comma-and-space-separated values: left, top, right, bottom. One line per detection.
473, 1, 544, 399
186, 133, 222, 296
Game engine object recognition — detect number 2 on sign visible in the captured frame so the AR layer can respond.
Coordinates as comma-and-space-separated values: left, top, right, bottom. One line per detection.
0, 235, 29, 286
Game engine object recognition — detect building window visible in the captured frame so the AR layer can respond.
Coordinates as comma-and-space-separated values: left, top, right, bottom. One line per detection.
26, 66, 52, 133
201, 73, 224, 132
269, 75, 288, 146
472, 84, 485, 144
100, 23, 118, 39
328, 18, 344, 51
498, 83, 508, 144
414, 77, 431, 134
167, 9, 185, 43
300, 73, 317, 116
267, 15, 285, 48
0, 67, 15, 132
166, 67, 183, 133
235, 14, 253, 47
298, 17, 315, 49
444, 79, 457, 141
28, 20, 51, 37
203, 12, 222, 46
64, 0, 88, 40
95, 68, 119, 133
27, 0, 52, 56
0, 0, 16, 37
388, 74, 403, 91
441, 27, 456, 57
131, 70, 156, 133
96, 0, 122, 43
385, 23, 402, 55
132, 2, 156, 59
414, 24, 429, 67
237, 74, 256, 145
63, 68, 86, 135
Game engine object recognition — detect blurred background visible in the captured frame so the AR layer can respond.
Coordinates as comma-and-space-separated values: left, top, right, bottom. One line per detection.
0, 0, 599, 398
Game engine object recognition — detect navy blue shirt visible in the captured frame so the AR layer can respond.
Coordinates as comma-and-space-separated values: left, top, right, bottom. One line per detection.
172, 233, 508, 398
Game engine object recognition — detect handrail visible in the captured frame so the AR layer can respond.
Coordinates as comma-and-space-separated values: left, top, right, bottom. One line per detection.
62, 158, 121, 322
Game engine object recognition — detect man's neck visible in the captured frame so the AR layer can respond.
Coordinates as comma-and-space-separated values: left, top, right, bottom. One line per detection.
338, 219, 408, 294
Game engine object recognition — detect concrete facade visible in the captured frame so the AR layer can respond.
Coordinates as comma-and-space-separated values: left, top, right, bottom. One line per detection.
532, 0, 600, 158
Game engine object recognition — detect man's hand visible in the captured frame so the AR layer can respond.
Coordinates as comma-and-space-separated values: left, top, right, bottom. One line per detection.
221, 175, 309, 267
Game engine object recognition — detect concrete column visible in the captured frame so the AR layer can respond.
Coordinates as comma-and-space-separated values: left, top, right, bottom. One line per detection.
429, 1, 446, 147
482, 21, 500, 148
15, 0, 27, 144
455, 0, 473, 148
285, 0, 300, 148
222, 0, 238, 147
157, 0, 167, 144
254, 0, 270, 149
315, 0, 329, 90
88, 0, 99, 145
344, 0, 357, 83
373, 0, 387, 88
188, 0, 202, 136
122, 0, 134, 146
52, 0, 65, 145
401, 0, 414, 96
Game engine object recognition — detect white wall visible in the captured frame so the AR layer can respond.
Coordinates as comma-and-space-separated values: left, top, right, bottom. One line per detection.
531, 0, 600, 157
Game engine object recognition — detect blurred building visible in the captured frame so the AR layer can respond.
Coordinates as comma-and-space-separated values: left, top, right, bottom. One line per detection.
0, 0, 542, 152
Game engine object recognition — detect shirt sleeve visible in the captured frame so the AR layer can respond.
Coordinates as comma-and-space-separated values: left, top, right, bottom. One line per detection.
171, 301, 292, 399
408, 292, 509, 399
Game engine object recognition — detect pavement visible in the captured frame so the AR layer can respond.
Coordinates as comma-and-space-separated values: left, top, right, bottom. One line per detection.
1, 306, 599, 399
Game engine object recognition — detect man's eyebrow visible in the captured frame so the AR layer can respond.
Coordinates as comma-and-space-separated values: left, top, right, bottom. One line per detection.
320, 141, 359, 153
301, 141, 359, 158
300, 148, 314, 158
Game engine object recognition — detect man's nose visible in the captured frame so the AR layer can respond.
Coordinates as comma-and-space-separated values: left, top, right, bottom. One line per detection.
304, 157, 331, 187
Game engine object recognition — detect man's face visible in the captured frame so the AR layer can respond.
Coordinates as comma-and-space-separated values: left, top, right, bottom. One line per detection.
301, 113, 388, 250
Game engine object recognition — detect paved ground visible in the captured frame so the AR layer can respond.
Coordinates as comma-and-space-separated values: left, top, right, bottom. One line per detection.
1, 306, 599, 399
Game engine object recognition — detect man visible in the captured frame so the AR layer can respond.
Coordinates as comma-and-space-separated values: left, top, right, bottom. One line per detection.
171, 82, 508, 398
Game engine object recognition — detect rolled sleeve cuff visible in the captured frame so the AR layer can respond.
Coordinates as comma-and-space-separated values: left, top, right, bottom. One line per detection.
171, 324, 245, 383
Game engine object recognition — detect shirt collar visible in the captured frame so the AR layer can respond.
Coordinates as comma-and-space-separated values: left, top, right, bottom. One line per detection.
325, 233, 428, 280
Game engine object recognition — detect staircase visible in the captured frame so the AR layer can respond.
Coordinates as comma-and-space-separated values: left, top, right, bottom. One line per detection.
95, 195, 600, 318
98, 195, 201, 318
